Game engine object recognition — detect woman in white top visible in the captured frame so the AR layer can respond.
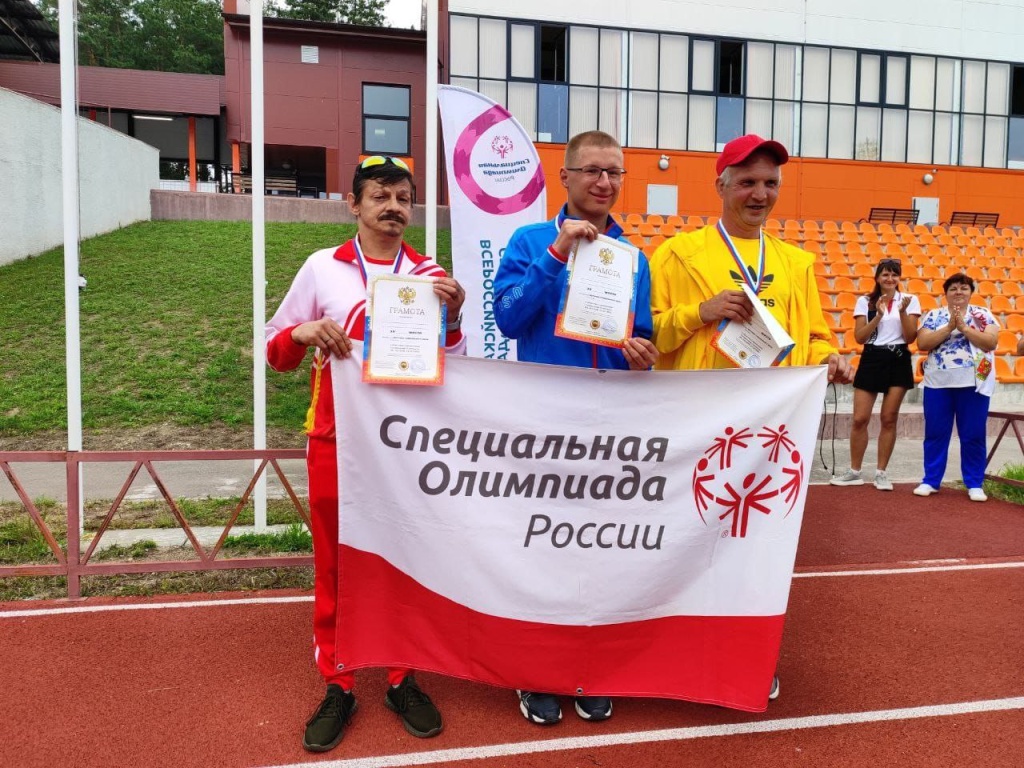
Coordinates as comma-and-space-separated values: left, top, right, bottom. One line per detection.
913, 272, 999, 502
831, 258, 920, 490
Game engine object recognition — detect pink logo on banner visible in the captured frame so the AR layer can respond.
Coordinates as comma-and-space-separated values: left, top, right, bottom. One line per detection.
452, 105, 545, 215
492, 135, 513, 158
691, 425, 805, 538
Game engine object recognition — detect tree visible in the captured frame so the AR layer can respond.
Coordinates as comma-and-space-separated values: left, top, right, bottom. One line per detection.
32, 0, 224, 75
269, 0, 388, 26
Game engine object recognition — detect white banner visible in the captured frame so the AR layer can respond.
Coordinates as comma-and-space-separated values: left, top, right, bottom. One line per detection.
439, 85, 547, 361
332, 350, 828, 708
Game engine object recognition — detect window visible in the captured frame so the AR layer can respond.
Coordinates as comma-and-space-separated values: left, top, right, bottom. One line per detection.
362, 84, 410, 155
718, 41, 744, 95
540, 25, 567, 82
691, 38, 744, 96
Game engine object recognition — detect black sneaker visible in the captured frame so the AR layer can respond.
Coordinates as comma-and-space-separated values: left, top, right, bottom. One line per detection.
385, 675, 443, 738
302, 684, 357, 753
517, 690, 562, 724
574, 695, 612, 721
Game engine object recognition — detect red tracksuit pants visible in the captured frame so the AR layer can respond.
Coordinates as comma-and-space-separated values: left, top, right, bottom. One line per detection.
307, 437, 409, 689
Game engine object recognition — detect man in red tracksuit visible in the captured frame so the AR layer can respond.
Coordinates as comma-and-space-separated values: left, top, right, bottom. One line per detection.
266, 156, 467, 752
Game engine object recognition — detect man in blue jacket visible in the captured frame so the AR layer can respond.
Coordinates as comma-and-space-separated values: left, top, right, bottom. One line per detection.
494, 130, 658, 725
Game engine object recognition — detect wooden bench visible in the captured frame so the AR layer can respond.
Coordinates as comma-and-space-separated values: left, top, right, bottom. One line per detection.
237, 172, 299, 196
863, 207, 919, 225
948, 211, 1000, 228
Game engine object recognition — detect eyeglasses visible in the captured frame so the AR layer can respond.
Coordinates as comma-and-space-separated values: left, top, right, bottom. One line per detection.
566, 166, 627, 183
358, 155, 411, 172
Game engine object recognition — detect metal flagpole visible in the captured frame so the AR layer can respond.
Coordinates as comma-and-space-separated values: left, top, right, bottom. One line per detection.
251, 2, 268, 531
426, 0, 439, 258
58, 0, 83, 537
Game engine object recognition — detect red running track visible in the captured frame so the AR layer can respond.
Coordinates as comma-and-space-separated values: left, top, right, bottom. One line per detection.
1, 484, 1023, 768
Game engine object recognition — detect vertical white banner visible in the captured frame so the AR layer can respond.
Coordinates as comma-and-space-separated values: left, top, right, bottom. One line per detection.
439, 86, 547, 360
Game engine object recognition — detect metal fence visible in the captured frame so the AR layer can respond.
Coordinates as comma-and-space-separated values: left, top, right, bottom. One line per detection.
0, 449, 310, 599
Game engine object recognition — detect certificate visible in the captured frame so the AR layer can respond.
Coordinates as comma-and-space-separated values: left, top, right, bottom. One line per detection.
554, 234, 638, 347
362, 274, 445, 385
710, 284, 795, 368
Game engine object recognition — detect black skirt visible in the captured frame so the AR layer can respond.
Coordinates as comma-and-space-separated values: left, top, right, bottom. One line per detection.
852, 343, 914, 393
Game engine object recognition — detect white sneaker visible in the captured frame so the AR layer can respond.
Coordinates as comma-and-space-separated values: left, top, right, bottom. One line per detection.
913, 483, 938, 497
968, 488, 988, 502
874, 470, 893, 491
830, 469, 864, 486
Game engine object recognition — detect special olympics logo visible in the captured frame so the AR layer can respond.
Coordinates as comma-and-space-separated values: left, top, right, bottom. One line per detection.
691, 425, 805, 538
398, 286, 416, 305
452, 104, 545, 215
491, 135, 513, 158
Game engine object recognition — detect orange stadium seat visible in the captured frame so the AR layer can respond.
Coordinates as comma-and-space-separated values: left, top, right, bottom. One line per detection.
1010, 313, 1024, 331
905, 243, 925, 258
990, 295, 1019, 317
659, 223, 679, 237
996, 330, 1018, 356
625, 213, 644, 228
828, 261, 853, 276
918, 232, 937, 246
853, 262, 876, 277
1008, 267, 1024, 282
638, 222, 658, 239
948, 225, 966, 237
920, 265, 945, 281
647, 234, 665, 249
995, 357, 1014, 383
988, 266, 1008, 281
685, 215, 706, 229
830, 276, 857, 295
815, 274, 831, 293
907, 278, 931, 295
1014, 357, 1024, 383
1001, 281, 1023, 297
835, 293, 859, 311
849, 354, 861, 371
666, 215, 684, 228
646, 214, 664, 228
805, 242, 823, 257
856, 277, 876, 293
901, 264, 922, 278
918, 294, 939, 312
964, 266, 986, 281
628, 233, 646, 249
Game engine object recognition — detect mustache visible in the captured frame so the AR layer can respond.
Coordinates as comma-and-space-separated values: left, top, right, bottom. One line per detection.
378, 213, 407, 223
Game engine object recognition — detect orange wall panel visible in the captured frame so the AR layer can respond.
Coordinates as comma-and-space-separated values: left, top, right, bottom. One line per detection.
536, 144, 1024, 226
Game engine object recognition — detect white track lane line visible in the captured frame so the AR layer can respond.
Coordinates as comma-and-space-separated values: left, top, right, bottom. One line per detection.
3, 559, 1024, 619
257, 696, 1024, 768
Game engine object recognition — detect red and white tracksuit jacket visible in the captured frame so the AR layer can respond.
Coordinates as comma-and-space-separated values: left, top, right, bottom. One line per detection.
266, 238, 466, 688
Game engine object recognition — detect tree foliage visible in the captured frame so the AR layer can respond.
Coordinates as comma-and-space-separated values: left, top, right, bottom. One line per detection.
32, 0, 224, 74
268, 0, 388, 26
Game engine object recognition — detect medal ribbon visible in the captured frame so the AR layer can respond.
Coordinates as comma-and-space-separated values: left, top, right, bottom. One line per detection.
353, 236, 405, 286
716, 220, 765, 293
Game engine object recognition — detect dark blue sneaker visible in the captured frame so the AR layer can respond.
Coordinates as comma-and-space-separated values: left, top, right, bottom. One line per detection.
517, 690, 562, 724
574, 696, 612, 721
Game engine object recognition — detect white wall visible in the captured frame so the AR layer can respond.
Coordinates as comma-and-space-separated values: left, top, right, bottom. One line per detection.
0, 87, 159, 266
450, 0, 1024, 61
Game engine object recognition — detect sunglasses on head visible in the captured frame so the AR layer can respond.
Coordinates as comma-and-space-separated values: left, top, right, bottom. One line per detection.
358, 155, 410, 172
878, 258, 901, 270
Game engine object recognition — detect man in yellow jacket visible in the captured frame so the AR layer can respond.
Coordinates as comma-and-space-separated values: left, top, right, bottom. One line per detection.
650, 134, 853, 386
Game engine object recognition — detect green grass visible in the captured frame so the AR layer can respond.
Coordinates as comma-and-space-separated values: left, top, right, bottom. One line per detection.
984, 463, 1024, 505
0, 221, 452, 437
221, 522, 312, 555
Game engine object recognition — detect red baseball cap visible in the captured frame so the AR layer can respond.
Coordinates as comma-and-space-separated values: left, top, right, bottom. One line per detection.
716, 134, 789, 175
